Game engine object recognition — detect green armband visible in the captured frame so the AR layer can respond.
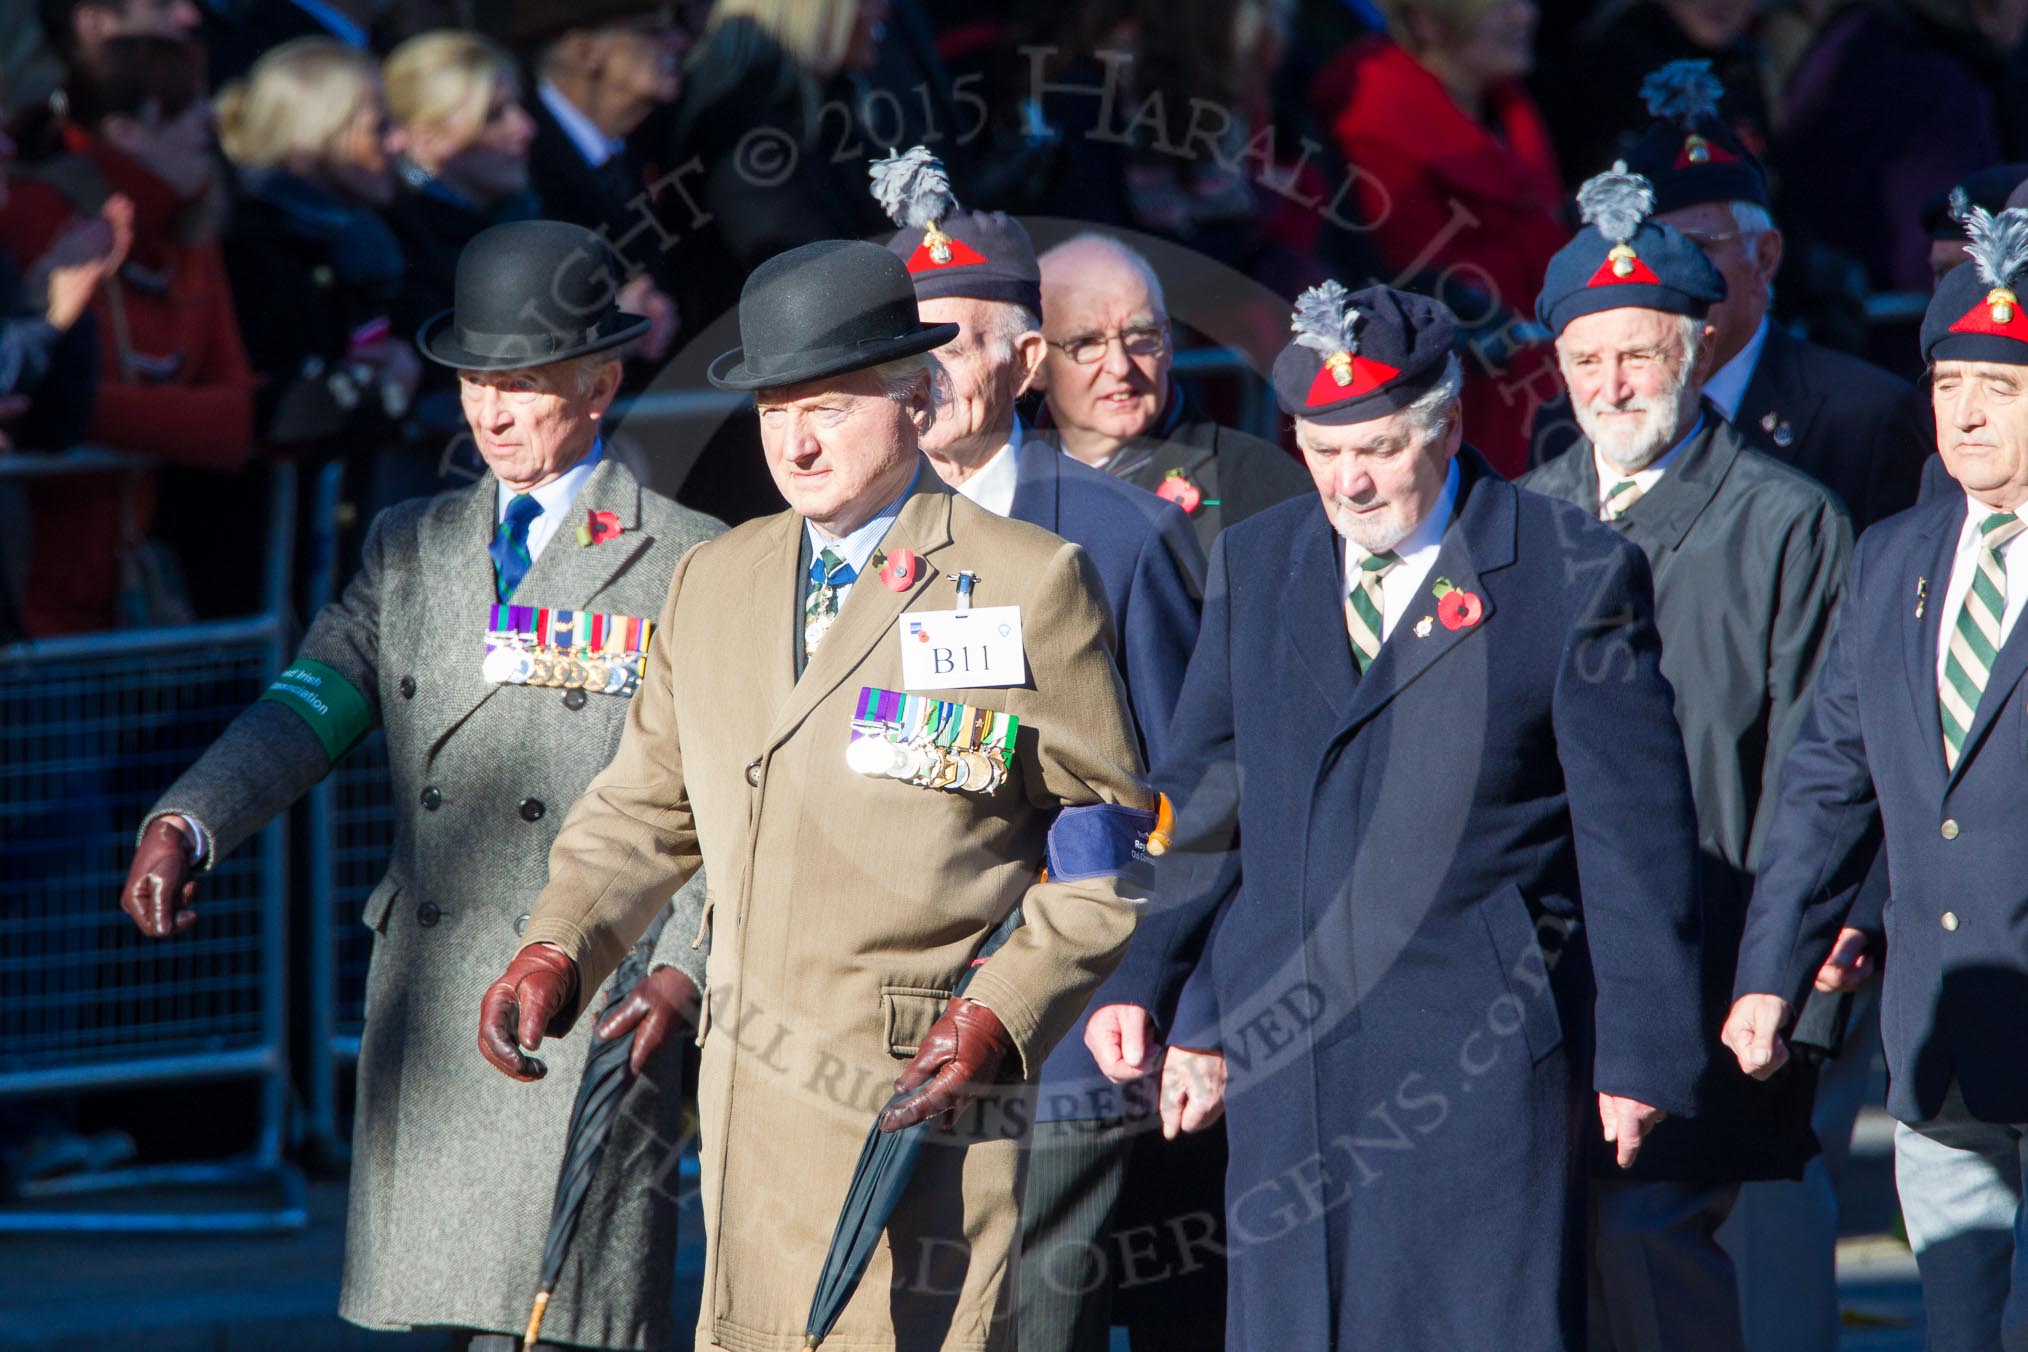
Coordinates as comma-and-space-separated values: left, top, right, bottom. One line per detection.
257, 658, 374, 761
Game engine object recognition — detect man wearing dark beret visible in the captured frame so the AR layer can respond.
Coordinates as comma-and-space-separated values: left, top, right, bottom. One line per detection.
1086, 279, 1709, 1351
1531, 59, 1932, 533
1522, 164, 1855, 1352
1727, 202, 2028, 1352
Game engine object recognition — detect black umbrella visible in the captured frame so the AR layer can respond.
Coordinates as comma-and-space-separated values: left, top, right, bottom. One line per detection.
804, 906, 1025, 1349
522, 912, 670, 1351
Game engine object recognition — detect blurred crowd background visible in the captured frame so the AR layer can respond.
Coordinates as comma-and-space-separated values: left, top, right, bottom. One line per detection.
0, 0, 2019, 645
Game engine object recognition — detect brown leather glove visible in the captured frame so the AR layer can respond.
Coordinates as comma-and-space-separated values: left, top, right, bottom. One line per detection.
120, 817, 199, 937
595, 966, 701, 1075
877, 998, 1012, 1133
477, 942, 579, 1082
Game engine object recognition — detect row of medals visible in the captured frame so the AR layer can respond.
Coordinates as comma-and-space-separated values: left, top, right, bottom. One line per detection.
482, 644, 641, 696
847, 725, 1010, 794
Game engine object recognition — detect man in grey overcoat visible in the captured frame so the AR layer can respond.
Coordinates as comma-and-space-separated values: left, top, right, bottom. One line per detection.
115, 221, 722, 1351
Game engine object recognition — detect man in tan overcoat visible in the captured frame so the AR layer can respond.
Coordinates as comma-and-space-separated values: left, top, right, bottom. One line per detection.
477, 239, 1154, 1352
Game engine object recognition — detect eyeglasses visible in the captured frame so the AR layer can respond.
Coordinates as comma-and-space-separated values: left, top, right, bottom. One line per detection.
1675, 228, 1751, 252
1047, 323, 1170, 365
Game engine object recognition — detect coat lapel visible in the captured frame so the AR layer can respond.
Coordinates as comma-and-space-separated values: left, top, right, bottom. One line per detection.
1735, 328, 1826, 462
1613, 417, 1734, 554
1339, 454, 1516, 737
1283, 499, 1358, 722
762, 473, 953, 752
1949, 529, 2028, 788
745, 509, 803, 724
1901, 501, 1963, 778
420, 476, 511, 758
423, 460, 653, 758
1008, 435, 1060, 534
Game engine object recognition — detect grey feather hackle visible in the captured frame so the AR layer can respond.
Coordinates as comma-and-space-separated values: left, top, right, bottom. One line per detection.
1954, 193, 2028, 291
869, 145, 957, 229
1577, 163, 1655, 246
1291, 280, 1362, 359
1639, 60, 1723, 127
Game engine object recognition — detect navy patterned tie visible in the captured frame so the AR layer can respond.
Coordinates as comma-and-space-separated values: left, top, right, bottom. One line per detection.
491, 493, 543, 600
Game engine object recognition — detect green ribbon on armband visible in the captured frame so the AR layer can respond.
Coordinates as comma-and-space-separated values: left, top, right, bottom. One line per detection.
257, 658, 374, 762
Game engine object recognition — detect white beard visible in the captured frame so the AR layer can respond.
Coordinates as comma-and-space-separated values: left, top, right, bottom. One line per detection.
1327, 497, 1416, 554
1575, 360, 1697, 473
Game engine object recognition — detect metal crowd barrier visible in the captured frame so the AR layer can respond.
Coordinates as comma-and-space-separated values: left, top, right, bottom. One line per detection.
0, 451, 307, 1232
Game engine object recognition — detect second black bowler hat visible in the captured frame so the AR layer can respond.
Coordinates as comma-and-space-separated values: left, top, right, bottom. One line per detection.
418, 219, 649, 370
708, 240, 958, 391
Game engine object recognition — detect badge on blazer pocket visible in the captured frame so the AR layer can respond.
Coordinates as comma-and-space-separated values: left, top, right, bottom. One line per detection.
881, 985, 953, 1058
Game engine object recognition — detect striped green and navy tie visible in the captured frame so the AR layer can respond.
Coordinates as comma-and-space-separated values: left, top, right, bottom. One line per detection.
1941, 510, 2025, 770
1603, 478, 1645, 521
1344, 549, 1400, 672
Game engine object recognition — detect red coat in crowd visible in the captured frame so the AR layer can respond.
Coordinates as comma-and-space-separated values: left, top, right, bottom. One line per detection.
1312, 36, 1567, 476
0, 124, 255, 636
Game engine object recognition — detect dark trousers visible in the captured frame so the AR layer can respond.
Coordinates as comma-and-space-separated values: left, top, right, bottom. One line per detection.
1589, 1178, 1745, 1352
1020, 1118, 1227, 1352
1021, 1118, 1135, 1352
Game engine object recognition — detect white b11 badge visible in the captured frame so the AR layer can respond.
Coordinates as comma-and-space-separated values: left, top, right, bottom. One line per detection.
897, 605, 1026, 691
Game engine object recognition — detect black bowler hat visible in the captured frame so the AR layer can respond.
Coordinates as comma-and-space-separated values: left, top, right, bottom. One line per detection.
418, 220, 649, 370
1622, 59, 1769, 215
1270, 282, 1459, 424
870, 146, 1043, 314
1536, 165, 1727, 337
1923, 194, 2028, 365
707, 240, 959, 392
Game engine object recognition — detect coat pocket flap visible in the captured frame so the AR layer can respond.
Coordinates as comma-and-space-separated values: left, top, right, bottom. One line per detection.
881, 985, 952, 1058
1478, 884, 1564, 1064
360, 875, 402, 934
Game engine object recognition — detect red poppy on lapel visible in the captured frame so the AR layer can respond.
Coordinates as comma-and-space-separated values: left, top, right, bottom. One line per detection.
1432, 576, 1483, 630
1155, 469, 1204, 514
875, 548, 920, 591
577, 508, 623, 546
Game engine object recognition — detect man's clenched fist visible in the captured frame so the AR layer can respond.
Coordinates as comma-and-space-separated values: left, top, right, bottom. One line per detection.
478, 943, 579, 1081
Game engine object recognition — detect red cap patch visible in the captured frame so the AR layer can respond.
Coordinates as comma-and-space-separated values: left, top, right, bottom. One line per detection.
1305, 354, 1401, 407
1673, 137, 1741, 169
1586, 254, 1662, 289
906, 237, 988, 272
1948, 293, 2028, 341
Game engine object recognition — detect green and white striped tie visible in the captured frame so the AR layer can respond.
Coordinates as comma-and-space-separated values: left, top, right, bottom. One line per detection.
1603, 478, 1645, 521
1941, 510, 2025, 770
1344, 549, 1400, 672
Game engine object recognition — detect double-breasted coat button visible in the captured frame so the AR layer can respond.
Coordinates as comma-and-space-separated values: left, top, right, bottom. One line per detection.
514, 913, 530, 936
398, 675, 416, 699
1942, 911, 1960, 932
420, 786, 443, 811
519, 798, 545, 822
1941, 819, 1960, 840
562, 688, 587, 711
745, 759, 762, 788
416, 901, 441, 927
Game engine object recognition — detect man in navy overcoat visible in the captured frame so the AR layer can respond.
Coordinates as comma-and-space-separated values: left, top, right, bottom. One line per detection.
1086, 282, 1710, 1350
1726, 203, 2028, 1352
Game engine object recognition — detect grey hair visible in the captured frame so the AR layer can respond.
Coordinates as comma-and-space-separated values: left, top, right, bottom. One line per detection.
1728, 201, 1774, 239
1404, 352, 1465, 444
1675, 313, 1706, 370
869, 352, 949, 435
977, 301, 1042, 364
1039, 231, 1168, 315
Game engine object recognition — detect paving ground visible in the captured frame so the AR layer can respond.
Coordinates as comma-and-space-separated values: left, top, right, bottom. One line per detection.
0, 1115, 1923, 1351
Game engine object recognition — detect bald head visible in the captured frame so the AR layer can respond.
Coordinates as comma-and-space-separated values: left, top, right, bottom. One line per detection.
1037, 233, 1173, 464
